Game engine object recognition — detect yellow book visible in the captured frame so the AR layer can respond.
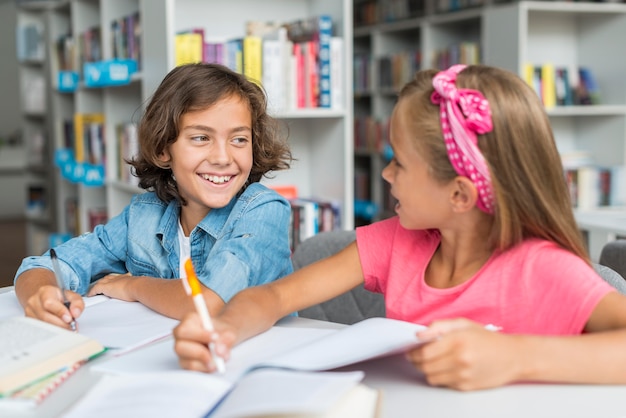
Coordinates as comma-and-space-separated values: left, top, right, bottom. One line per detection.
175, 32, 203, 66
522, 63, 534, 88
243, 35, 263, 84
73, 112, 105, 163
541, 63, 556, 108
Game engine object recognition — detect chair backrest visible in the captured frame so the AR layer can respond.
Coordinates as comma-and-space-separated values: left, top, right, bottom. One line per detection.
292, 230, 386, 325
599, 240, 626, 286
593, 263, 626, 295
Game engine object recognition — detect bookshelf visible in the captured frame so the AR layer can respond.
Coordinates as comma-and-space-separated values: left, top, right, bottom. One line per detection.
16, 1, 58, 255
27, 0, 354, 251
353, 0, 626, 258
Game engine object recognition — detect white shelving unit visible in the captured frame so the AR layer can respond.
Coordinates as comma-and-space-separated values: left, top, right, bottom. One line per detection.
44, 0, 354, 239
16, 1, 58, 255
354, 0, 626, 259
482, 1, 626, 261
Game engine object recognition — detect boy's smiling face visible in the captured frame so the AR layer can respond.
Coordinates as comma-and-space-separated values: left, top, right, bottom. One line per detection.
160, 94, 253, 230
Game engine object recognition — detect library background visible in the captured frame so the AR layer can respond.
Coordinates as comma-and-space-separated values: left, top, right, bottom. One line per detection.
0, 0, 625, 287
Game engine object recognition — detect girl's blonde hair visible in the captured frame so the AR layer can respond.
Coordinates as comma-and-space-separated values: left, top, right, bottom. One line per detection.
399, 65, 589, 263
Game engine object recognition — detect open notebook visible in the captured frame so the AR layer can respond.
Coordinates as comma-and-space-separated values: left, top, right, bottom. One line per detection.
75, 317, 426, 417
0, 291, 178, 354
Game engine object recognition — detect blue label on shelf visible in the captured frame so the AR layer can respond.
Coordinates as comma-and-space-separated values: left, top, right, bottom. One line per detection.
54, 148, 105, 187
84, 59, 138, 88
58, 71, 79, 92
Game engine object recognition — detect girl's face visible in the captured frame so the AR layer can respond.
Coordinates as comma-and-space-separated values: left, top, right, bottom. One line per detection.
382, 99, 452, 230
161, 94, 253, 224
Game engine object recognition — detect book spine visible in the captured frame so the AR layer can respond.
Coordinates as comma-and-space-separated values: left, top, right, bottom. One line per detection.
243, 35, 263, 84
329, 37, 344, 110
317, 15, 332, 108
541, 63, 556, 108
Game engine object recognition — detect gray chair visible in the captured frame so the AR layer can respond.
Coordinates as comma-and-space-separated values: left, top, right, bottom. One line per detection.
599, 240, 626, 287
292, 230, 385, 325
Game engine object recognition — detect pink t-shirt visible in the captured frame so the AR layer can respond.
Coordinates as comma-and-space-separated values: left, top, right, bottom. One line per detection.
356, 217, 614, 335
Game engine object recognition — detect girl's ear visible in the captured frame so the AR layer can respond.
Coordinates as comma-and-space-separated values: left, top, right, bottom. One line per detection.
450, 177, 479, 213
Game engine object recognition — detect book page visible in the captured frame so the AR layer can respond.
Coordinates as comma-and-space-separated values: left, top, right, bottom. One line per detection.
61, 371, 231, 418
62, 369, 365, 418
0, 291, 23, 319
0, 317, 104, 395
259, 317, 426, 371
78, 298, 178, 354
210, 369, 364, 418
92, 326, 336, 381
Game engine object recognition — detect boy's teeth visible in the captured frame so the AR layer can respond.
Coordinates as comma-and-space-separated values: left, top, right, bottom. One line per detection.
202, 174, 231, 184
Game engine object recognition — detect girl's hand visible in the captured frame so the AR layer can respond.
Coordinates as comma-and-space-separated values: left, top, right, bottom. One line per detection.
406, 318, 523, 391
87, 272, 134, 301
173, 311, 236, 373
23, 284, 84, 330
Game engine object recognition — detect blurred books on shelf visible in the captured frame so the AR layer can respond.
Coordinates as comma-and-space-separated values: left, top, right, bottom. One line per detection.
523, 63, 601, 108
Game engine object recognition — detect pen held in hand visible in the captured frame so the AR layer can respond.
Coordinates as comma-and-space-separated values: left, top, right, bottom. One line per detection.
183, 258, 226, 374
50, 248, 77, 332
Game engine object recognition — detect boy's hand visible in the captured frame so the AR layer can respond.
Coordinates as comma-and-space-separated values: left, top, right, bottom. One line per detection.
87, 272, 134, 301
24, 284, 84, 330
173, 311, 235, 373
406, 318, 522, 391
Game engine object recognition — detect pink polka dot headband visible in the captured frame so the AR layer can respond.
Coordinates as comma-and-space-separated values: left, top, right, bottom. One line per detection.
431, 64, 495, 214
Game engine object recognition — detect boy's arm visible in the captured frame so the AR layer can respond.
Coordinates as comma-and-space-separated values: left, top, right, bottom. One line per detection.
87, 274, 224, 320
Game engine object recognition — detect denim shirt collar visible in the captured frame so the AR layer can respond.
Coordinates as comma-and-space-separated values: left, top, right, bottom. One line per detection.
156, 193, 239, 253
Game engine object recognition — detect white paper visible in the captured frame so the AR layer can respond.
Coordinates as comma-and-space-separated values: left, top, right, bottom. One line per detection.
260, 317, 426, 371
0, 291, 23, 319
78, 298, 178, 354
92, 326, 336, 382
62, 368, 363, 418
211, 369, 364, 418
61, 371, 231, 418
0, 292, 178, 354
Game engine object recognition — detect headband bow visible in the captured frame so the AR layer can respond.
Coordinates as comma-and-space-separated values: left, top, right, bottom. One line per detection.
431, 64, 495, 214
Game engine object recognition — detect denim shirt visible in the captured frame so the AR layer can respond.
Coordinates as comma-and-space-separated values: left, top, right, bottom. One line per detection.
15, 182, 294, 302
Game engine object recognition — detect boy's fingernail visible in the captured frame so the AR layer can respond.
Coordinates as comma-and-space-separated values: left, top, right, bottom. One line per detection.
62, 314, 72, 322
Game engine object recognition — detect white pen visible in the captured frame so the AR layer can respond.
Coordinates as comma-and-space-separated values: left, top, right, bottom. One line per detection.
50, 248, 77, 332
183, 258, 226, 373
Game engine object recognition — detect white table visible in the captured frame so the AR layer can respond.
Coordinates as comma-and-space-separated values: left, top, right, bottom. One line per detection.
3, 288, 626, 418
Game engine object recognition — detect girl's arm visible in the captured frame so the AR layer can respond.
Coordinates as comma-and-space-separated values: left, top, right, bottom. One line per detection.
408, 291, 626, 390
174, 242, 365, 372
219, 241, 364, 344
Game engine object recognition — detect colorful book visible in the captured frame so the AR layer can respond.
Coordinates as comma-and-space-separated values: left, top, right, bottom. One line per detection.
329, 37, 344, 110
0, 317, 105, 397
541, 63, 556, 108
174, 31, 203, 66
1, 361, 85, 409
242, 35, 263, 85
73, 113, 105, 163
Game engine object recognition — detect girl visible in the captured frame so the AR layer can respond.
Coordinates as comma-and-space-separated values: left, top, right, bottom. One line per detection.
173, 64, 626, 390
14, 63, 294, 327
